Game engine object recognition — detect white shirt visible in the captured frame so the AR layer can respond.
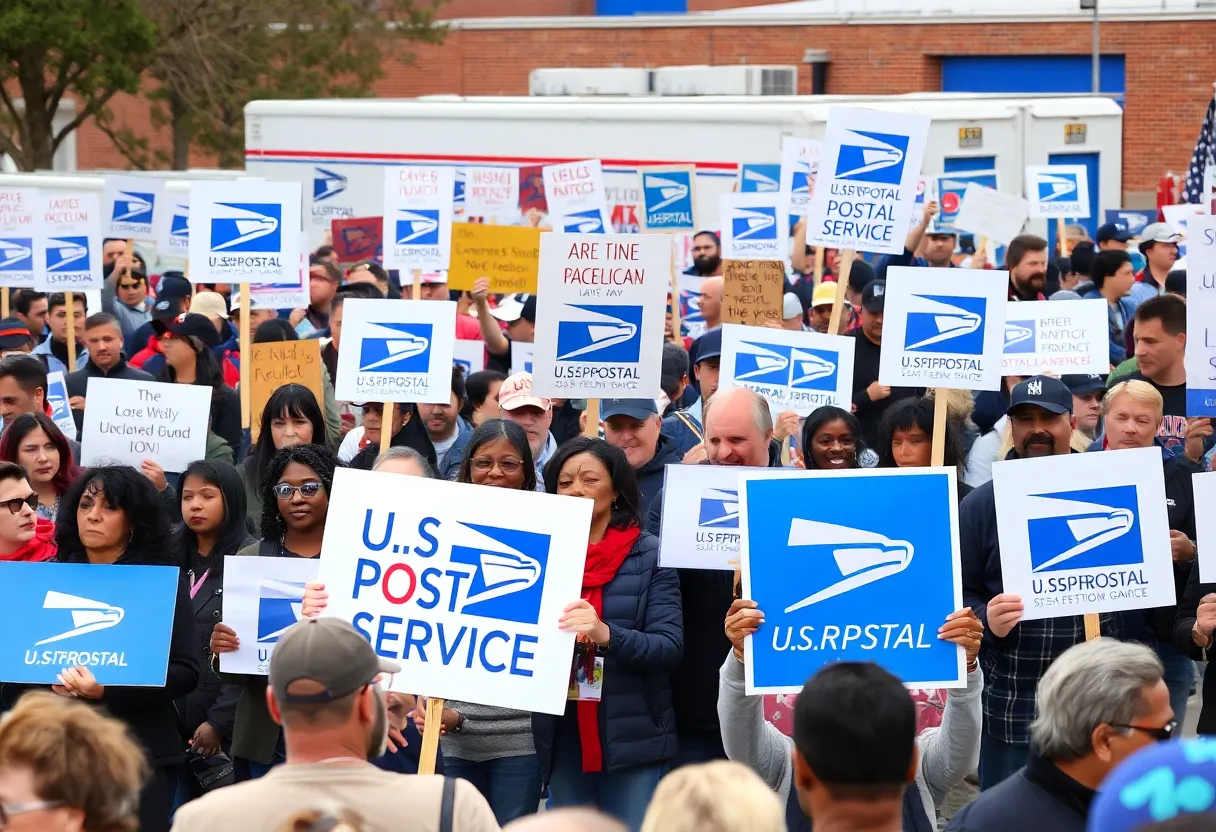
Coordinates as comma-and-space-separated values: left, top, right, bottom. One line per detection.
338, 426, 365, 463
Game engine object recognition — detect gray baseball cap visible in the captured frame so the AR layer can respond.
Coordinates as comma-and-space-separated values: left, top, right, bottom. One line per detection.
269, 617, 400, 704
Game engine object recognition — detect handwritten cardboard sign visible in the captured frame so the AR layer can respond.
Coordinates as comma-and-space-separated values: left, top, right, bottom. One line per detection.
446, 223, 541, 294
722, 259, 784, 327
250, 340, 325, 442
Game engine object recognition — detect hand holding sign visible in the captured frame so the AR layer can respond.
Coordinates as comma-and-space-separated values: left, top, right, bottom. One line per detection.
53, 666, 104, 700
724, 598, 764, 661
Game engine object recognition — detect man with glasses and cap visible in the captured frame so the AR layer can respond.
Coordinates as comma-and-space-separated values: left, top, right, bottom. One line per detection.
1129, 222, 1181, 308
173, 618, 498, 831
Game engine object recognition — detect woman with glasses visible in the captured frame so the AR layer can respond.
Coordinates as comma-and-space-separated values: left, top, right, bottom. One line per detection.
239, 384, 328, 525
0, 692, 146, 832
0, 412, 81, 523
210, 444, 340, 781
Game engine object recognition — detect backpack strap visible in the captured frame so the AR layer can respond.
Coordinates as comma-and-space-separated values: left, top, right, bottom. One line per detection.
439, 776, 456, 832
672, 410, 703, 443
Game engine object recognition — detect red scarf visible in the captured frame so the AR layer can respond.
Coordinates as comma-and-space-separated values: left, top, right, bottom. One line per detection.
576, 524, 640, 773
0, 517, 57, 562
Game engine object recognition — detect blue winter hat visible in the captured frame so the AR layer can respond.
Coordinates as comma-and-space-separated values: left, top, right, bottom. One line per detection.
1085, 737, 1216, 831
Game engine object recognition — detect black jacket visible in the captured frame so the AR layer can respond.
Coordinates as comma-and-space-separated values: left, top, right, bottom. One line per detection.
945, 752, 1095, 832
1135, 449, 1199, 644
532, 531, 682, 777
66, 357, 155, 432
1172, 561, 1215, 735
635, 434, 682, 523
848, 330, 920, 451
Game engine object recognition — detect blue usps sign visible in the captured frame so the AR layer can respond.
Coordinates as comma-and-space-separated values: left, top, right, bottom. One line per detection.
738, 164, 781, 193
740, 468, 965, 694
0, 562, 180, 686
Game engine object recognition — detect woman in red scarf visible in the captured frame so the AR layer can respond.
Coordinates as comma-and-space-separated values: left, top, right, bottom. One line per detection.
534, 437, 683, 831
0, 461, 56, 562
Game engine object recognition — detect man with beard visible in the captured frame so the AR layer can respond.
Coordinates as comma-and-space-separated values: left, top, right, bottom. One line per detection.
1006, 234, 1049, 302
684, 231, 723, 277
960, 376, 1119, 792
174, 619, 499, 831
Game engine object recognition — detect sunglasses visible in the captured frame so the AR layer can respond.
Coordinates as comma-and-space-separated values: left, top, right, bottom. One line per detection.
0, 494, 38, 515
272, 481, 324, 501
1111, 720, 1178, 742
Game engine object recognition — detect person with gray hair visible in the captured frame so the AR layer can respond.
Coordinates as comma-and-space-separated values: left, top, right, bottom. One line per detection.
946, 638, 1174, 832
370, 445, 437, 478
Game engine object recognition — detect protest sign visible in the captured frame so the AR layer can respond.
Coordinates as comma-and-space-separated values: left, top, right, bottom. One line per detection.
1105, 209, 1155, 238
308, 166, 357, 236
740, 468, 965, 694
316, 468, 592, 714
908, 177, 935, 234
1195, 471, 1216, 582
0, 562, 179, 685
246, 236, 310, 312
1000, 299, 1109, 375
221, 557, 319, 675
719, 193, 789, 261
677, 273, 708, 337
934, 172, 997, 234
335, 298, 457, 404
1026, 165, 1091, 219
531, 232, 668, 398
806, 106, 931, 255
1186, 215, 1216, 415
993, 446, 1175, 620
738, 164, 781, 193
447, 223, 541, 294
542, 160, 611, 234
330, 216, 383, 264
189, 180, 302, 285
720, 323, 855, 417
250, 340, 325, 442
780, 138, 821, 216
41, 192, 103, 291
878, 266, 1007, 391
638, 167, 696, 232
453, 339, 486, 377
46, 371, 76, 441
383, 166, 456, 273
511, 340, 535, 374
102, 175, 163, 241
953, 183, 1029, 246
721, 260, 784, 327
463, 167, 520, 219
0, 187, 40, 290
80, 378, 211, 471
155, 191, 190, 261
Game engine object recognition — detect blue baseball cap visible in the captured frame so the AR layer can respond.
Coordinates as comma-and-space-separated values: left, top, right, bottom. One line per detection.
695, 327, 722, 364
601, 399, 659, 421
1086, 738, 1216, 831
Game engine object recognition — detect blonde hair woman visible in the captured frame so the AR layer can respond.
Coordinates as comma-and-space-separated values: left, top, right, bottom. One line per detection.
640, 761, 785, 832
0, 692, 145, 832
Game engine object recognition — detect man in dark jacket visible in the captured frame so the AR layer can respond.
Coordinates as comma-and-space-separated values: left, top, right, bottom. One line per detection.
947, 638, 1172, 832
66, 312, 154, 432
601, 398, 682, 517
961, 376, 1119, 791
649, 386, 776, 768
850, 280, 919, 450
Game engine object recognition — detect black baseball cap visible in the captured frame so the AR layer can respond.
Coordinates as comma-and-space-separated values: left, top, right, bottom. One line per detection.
601, 399, 659, 421
1165, 269, 1186, 296
270, 618, 399, 705
1062, 374, 1107, 396
847, 259, 876, 293
152, 312, 220, 349
1007, 375, 1073, 415
861, 280, 886, 312
1096, 222, 1133, 244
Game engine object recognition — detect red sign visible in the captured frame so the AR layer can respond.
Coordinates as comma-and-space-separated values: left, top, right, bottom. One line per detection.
330, 216, 383, 264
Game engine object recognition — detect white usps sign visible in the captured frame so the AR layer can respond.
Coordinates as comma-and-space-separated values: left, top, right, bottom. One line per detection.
780, 138, 822, 215
1026, 165, 1091, 219
221, 557, 320, 675
1185, 215, 1216, 416
511, 340, 535, 374
316, 468, 593, 715
531, 233, 669, 398
719, 323, 855, 417
41, 192, 103, 291
155, 190, 190, 260
188, 180, 302, 285
1195, 471, 1216, 582
719, 193, 789, 261
953, 183, 1029, 245
993, 447, 1176, 620
878, 266, 1008, 391
464, 167, 519, 219
1000, 299, 1109, 375
383, 166, 455, 272
0, 187, 41, 290
542, 160, 612, 234
102, 175, 163, 240
806, 106, 931, 255
452, 338, 486, 377
80, 378, 211, 471
335, 298, 457, 404
46, 371, 76, 441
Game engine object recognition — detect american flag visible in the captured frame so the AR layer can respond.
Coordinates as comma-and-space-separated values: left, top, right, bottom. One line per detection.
1183, 95, 1215, 204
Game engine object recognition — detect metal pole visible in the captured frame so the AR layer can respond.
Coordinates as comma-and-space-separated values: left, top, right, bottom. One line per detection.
1091, 4, 1100, 94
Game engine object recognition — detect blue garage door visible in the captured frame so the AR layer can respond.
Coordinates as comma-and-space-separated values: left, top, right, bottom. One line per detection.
596, 0, 686, 12
941, 55, 1125, 101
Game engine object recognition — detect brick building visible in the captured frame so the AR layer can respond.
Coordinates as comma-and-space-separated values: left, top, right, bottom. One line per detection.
75, 0, 1216, 204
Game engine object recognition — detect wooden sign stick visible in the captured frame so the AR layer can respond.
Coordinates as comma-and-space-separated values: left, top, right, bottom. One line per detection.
930, 389, 949, 467
827, 249, 857, 336
411, 269, 422, 302
2, 287, 9, 319
813, 247, 826, 288
417, 695, 445, 775
380, 402, 396, 454
65, 291, 77, 370
583, 398, 599, 438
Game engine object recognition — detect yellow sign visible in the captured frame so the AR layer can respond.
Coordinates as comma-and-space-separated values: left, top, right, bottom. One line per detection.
958, 127, 983, 149
447, 223, 541, 294
249, 340, 324, 443
1065, 123, 1088, 145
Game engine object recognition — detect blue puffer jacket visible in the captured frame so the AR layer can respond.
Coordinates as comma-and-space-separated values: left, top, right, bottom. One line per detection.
532, 530, 683, 778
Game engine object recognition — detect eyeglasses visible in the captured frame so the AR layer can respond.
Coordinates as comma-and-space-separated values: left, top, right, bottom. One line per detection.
271, 481, 324, 501
0, 494, 38, 515
1111, 720, 1178, 742
470, 457, 523, 475
0, 800, 67, 826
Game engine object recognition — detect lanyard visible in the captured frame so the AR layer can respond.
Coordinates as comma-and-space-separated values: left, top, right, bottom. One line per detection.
188, 568, 212, 599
